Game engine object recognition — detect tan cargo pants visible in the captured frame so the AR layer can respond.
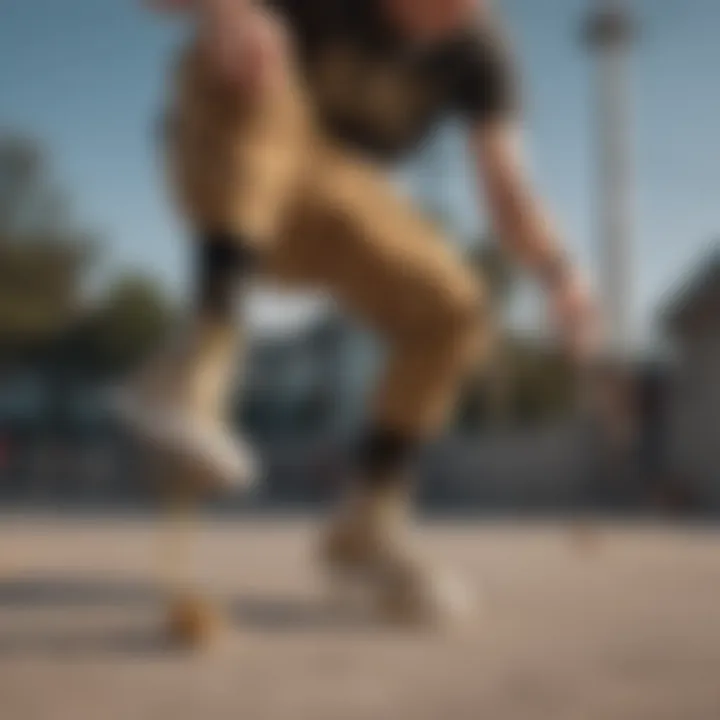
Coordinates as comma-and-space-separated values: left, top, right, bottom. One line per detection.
166, 45, 488, 438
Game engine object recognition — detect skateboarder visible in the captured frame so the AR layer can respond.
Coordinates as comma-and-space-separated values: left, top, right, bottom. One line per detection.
126, 0, 597, 624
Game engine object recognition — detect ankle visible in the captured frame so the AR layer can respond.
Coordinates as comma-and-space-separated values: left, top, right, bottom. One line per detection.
344, 480, 412, 532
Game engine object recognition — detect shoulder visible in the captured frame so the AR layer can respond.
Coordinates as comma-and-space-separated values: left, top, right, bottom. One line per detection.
446, 19, 520, 122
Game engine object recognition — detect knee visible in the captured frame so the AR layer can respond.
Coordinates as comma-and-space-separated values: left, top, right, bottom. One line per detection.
439, 277, 485, 334
433, 279, 488, 362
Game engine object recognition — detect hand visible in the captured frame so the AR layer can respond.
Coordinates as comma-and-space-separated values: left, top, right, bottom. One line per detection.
232, 7, 290, 94
548, 272, 601, 365
196, 3, 289, 93
148, 0, 289, 93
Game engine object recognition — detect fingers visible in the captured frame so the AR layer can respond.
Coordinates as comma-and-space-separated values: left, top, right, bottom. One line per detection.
237, 11, 290, 93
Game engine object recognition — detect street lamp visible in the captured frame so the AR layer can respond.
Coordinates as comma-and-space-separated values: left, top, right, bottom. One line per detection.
583, 0, 637, 361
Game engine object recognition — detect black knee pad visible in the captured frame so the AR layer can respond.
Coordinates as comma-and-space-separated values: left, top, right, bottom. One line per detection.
197, 230, 259, 318
356, 426, 419, 485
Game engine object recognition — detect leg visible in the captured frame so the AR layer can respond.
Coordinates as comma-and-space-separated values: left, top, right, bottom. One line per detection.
266, 148, 489, 624
120, 32, 313, 646
268, 147, 487, 445
119, 30, 312, 492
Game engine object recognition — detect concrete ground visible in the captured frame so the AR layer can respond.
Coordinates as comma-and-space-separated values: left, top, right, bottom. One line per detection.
0, 515, 719, 720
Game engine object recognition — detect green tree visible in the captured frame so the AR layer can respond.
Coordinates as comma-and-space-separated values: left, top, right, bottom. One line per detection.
67, 274, 175, 379
456, 236, 518, 431
468, 239, 517, 308
0, 135, 93, 368
456, 235, 576, 431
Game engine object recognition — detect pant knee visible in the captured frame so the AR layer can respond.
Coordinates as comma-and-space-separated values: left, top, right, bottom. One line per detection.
434, 281, 487, 360
387, 276, 486, 370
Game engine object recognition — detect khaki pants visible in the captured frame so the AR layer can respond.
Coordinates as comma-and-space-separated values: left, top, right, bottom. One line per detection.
168, 45, 488, 438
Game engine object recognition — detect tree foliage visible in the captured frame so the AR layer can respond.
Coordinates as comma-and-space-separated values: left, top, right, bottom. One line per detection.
457, 235, 576, 430
0, 136, 94, 366
0, 134, 173, 378
68, 274, 175, 378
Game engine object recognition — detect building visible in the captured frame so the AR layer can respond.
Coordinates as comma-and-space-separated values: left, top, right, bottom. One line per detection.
663, 246, 720, 509
0, 370, 142, 504
242, 312, 376, 441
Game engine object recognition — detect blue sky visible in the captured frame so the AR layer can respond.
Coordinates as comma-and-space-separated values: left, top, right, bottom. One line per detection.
1, 0, 718, 343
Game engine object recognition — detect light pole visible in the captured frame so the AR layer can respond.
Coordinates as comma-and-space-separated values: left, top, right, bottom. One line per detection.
584, 0, 637, 361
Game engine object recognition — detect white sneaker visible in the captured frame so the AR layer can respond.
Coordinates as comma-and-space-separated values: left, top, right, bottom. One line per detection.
113, 385, 259, 493
373, 556, 475, 628
321, 501, 475, 628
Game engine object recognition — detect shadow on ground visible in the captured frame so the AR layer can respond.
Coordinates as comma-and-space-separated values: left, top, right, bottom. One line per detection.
0, 575, 159, 608
0, 574, 371, 658
0, 626, 175, 658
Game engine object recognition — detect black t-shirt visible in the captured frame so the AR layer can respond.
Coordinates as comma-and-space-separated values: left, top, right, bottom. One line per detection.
268, 0, 518, 160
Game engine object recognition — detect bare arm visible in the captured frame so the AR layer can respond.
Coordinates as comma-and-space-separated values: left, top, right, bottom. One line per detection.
473, 119, 598, 358
472, 120, 572, 285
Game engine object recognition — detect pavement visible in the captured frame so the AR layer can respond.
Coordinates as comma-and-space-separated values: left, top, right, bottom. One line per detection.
1, 515, 719, 720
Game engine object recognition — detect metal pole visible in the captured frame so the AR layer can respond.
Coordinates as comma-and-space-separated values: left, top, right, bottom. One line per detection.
585, 0, 636, 360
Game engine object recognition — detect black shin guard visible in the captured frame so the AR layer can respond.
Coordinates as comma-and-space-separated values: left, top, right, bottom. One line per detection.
355, 426, 419, 489
197, 230, 259, 319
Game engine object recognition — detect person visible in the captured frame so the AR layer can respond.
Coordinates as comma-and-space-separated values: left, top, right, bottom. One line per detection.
124, 0, 597, 624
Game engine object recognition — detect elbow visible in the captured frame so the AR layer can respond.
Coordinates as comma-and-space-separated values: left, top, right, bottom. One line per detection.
488, 190, 529, 245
